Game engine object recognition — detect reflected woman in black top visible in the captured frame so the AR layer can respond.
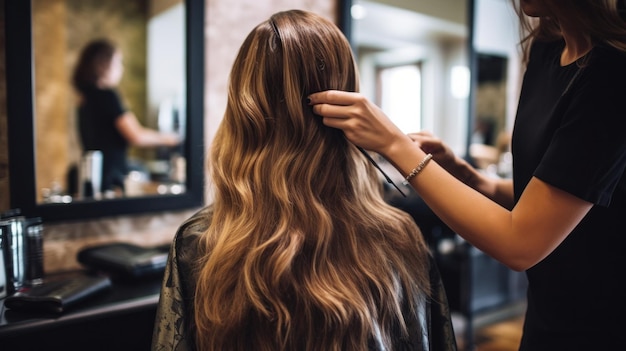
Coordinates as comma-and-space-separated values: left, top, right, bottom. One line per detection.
72, 39, 180, 194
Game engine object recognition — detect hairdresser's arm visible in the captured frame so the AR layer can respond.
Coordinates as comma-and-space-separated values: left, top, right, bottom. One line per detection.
408, 131, 515, 210
309, 91, 593, 271
115, 112, 180, 147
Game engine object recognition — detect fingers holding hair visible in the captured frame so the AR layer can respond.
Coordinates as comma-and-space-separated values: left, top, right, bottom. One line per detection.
308, 90, 406, 154
308, 90, 364, 134
308, 90, 361, 120
308, 90, 359, 106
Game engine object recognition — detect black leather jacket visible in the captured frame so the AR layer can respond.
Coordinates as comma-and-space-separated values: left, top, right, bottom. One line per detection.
152, 208, 458, 350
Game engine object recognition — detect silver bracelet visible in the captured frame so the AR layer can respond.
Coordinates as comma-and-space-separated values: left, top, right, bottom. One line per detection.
404, 153, 433, 183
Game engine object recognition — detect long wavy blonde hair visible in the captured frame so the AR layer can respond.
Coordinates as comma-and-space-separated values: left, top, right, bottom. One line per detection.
195, 10, 431, 350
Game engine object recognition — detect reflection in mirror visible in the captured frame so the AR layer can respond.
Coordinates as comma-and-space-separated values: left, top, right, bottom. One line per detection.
32, 0, 186, 204
470, 53, 509, 171
6, 0, 204, 222
350, 0, 469, 185
470, 0, 521, 177
473, 54, 507, 147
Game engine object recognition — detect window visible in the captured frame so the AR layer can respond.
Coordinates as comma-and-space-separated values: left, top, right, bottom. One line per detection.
378, 64, 421, 133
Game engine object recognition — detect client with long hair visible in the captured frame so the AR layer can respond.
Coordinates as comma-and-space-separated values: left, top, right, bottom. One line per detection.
152, 9, 457, 351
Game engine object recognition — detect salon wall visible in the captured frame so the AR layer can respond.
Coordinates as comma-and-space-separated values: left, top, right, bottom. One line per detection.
0, 0, 336, 273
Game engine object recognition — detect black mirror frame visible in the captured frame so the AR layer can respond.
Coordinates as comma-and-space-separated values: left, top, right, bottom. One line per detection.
5, 0, 205, 222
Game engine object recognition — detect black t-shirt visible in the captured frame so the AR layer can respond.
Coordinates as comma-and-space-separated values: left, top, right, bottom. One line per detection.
77, 86, 129, 192
512, 39, 626, 350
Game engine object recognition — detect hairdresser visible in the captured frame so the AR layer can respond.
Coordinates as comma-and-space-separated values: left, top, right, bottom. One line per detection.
309, 0, 626, 349
73, 38, 180, 195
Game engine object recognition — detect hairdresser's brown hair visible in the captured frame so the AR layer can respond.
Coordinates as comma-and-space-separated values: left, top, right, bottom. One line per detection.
513, 0, 626, 62
72, 38, 118, 90
194, 9, 431, 351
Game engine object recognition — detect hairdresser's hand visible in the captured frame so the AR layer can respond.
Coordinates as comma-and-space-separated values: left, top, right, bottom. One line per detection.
408, 131, 457, 172
409, 130, 481, 188
309, 91, 409, 157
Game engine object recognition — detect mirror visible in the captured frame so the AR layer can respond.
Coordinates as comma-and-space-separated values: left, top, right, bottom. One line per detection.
5, 0, 205, 222
469, 0, 522, 177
